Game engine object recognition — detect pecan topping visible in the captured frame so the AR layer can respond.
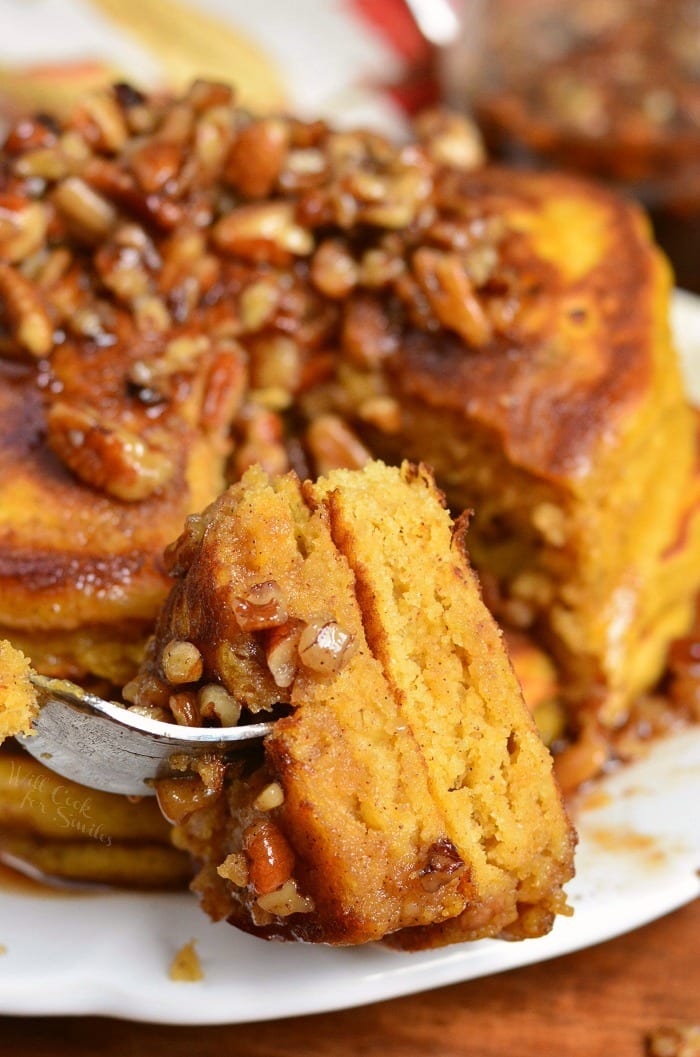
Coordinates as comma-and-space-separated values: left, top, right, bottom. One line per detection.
244, 818, 295, 896
232, 580, 289, 633
46, 402, 175, 501
256, 878, 315, 917
0, 80, 514, 510
419, 838, 466, 892
161, 640, 204, 685
265, 621, 303, 689
0, 262, 53, 357
298, 619, 355, 674
156, 775, 218, 825
198, 684, 242, 727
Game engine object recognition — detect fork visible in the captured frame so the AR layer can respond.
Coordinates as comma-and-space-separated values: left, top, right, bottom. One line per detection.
17, 674, 273, 797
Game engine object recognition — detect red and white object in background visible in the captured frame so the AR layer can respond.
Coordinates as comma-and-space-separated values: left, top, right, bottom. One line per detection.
0, 0, 424, 133
348, 0, 441, 114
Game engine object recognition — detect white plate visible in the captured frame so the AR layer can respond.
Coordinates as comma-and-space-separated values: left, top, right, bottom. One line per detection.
0, 725, 698, 1024
0, 294, 698, 1024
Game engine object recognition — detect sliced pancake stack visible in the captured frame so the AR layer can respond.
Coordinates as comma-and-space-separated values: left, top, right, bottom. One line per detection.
131, 461, 575, 946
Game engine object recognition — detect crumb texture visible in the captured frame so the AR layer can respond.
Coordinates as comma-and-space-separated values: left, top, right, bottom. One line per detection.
168, 940, 204, 983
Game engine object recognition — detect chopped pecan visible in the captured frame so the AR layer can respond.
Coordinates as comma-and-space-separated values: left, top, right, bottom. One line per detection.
213, 202, 314, 263
298, 619, 355, 674
224, 118, 290, 198
0, 262, 53, 357
311, 239, 358, 299
341, 294, 396, 368
194, 105, 233, 177
413, 109, 485, 170
233, 404, 290, 478
168, 690, 201, 726
412, 247, 492, 347
419, 838, 466, 892
156, 775, 219, 825
305, 414, 371, 476
256, 878, 314, 916
130, 140, 182, 194
72, 91, 128, 153
161, 640, 204, 685
248, 334, 301, 396
233, 580, 289, 633
358, 395, 402, 434
198, 684, 242, 727
265, 621, 303, 688
278, 147, 327, 193
122, 665, 171, 710
253, 782, 285, 812
53, 177, 117, 241
4, 115, 59, 154
199, 342, 248, 434
46, 401, 175, 501
0, 194, 48, 262
244, 818, 295, 896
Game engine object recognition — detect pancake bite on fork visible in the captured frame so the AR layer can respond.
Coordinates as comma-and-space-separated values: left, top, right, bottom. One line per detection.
127, 461, 575, 946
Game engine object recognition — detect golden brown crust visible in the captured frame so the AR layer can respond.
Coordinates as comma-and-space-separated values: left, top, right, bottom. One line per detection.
381, 167, 660, 483
0, 358, 230, 638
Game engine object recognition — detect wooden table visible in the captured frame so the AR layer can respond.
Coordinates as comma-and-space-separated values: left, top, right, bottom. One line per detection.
3, 895, 698, 1057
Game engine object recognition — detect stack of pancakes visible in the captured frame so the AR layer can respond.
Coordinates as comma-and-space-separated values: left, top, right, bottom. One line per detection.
0, 82, 697, 928
1, 83, 696, 731
0, 643, 189, 888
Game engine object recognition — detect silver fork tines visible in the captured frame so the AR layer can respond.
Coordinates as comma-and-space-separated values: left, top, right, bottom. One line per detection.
18, 674, 273, 797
